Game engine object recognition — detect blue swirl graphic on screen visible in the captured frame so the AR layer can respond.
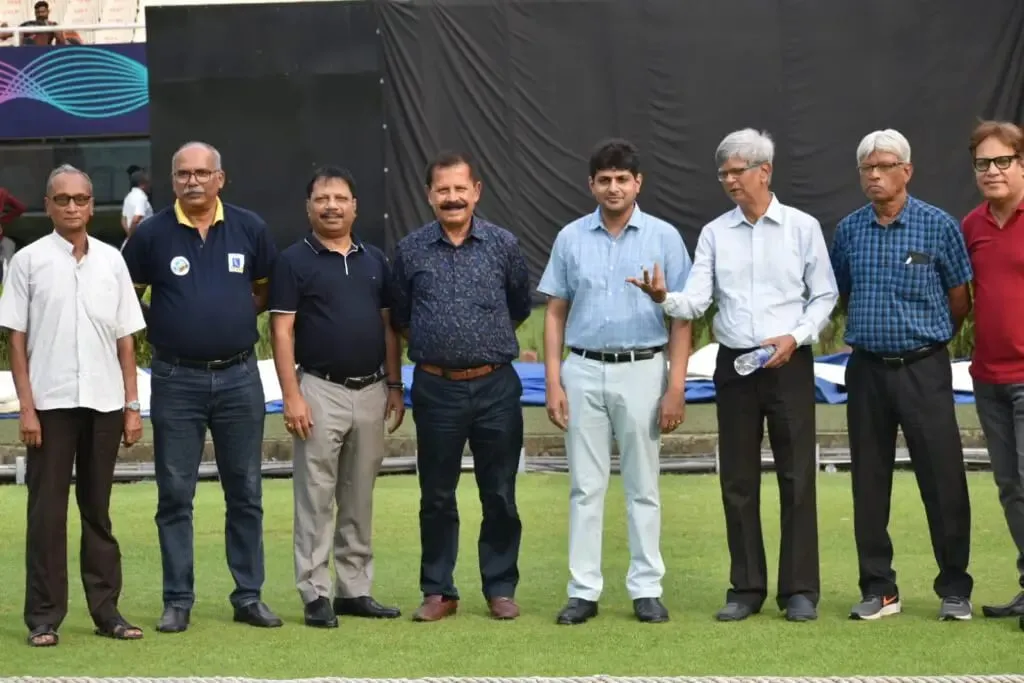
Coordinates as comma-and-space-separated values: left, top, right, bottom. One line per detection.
0, 46, 148, 119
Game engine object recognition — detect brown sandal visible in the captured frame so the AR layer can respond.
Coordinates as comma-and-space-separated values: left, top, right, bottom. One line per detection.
27, 625, 58, 647
94, 615, 143, 640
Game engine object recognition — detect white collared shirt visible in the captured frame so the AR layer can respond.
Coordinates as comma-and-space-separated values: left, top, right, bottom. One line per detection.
0, 231, 147, 412
661, 194, 838, 349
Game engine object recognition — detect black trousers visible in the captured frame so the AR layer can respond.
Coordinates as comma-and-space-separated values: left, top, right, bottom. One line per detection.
846, 346, 973, 599
24, 408, 125, 630
714, 345, 819, 610
411, 363, 524, 601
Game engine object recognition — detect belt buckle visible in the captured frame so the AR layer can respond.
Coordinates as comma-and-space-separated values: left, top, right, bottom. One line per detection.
881, 355, 904, 368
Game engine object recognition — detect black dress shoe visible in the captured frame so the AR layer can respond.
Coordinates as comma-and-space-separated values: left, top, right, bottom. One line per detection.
784, 595, 817, 622
634, 597, 669, 623
304, 597, 338, 628
983, 591, 1024, 618
156, 606, 190, 633
333, 596, 401, 619
233, 601, 283, 628
556, 598, 598, 625
715, 602, 758, 621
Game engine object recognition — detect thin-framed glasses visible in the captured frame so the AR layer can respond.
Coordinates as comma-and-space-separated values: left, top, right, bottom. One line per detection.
857, 162, 904, 175
49, 194, 92, 207
973, 155, 1019, 173
173, 169, 217, 184
717, 163, 760, 181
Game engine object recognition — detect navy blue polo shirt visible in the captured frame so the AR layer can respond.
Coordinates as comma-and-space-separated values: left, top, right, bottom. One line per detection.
122, 200, 278, 360
268, 234, 390, 378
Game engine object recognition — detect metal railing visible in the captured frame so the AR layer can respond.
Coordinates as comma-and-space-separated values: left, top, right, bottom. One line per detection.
0, 22, 145, 43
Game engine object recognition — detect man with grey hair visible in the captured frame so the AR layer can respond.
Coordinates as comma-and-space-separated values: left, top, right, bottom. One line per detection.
630, 128, 837, 622
0, 164, 147, 646
121, 141, 282, 633
830, 128, 974, 621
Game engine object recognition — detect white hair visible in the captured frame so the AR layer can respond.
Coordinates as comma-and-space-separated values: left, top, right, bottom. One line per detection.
172, 141, 222, 171
715, 128, 775, 167
46, 163, 92, 194
856, 129, 911, 165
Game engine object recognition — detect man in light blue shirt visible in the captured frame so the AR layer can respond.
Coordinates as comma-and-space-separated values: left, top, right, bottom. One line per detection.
538, 138, 693, 626
631, 128, 837, 623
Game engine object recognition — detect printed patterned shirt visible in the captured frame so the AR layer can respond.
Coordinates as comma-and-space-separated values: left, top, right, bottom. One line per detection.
390, 217, 531, 368
830, 195, 972, 354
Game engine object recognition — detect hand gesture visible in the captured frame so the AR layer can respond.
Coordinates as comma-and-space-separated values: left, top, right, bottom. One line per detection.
123, 408, 143, 447
760, 334, 798, 369
20, 408, 41, 448
385, 387, 406, 433
546, 382, 569, 431
626, 264, 668, 303
283, 394, 314, 440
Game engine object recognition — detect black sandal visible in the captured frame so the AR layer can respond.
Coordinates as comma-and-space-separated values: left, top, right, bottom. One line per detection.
94, 615, 143, 640
27, 625, 58, 647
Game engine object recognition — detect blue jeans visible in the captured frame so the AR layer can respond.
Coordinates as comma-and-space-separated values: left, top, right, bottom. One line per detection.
150, 354, 266, 610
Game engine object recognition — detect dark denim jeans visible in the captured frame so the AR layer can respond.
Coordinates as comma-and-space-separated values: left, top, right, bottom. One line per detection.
150, 353, 267, 610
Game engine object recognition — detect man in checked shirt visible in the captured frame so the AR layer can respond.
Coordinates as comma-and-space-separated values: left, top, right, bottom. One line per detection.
390, 151, 532, 622
831, 128, 974, 622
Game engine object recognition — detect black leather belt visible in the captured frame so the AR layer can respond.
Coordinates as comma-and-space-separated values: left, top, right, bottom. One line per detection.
302, 367, 385, 390
570, 346, 663, 363
153, 348, 251, 370
856, 343, 944, 368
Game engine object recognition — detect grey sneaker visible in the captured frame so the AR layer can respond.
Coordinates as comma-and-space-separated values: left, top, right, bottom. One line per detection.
849, 594, 901, 620
938, 596, 972, 621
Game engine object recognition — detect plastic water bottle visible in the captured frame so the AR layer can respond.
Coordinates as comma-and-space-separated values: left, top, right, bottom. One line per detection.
733, 346, 776, 376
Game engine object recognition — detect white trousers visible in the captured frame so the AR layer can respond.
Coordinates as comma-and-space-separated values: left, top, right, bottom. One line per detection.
562, 351, 666, 601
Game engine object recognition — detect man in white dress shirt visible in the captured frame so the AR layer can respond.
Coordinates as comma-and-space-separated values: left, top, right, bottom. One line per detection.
0, 165, 147, 647
629, 129, 838, 622
120, 166, 152, 250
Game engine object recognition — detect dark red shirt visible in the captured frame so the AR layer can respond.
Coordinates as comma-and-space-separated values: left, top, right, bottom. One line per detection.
962, 199, 1024, 384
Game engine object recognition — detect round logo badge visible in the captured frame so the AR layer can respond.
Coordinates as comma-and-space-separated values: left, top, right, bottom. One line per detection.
169, 256, 190, 276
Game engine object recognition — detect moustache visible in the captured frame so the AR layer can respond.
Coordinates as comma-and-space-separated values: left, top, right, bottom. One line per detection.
184, 189, 205, 196
320, 212, 344, 220
440, 202, 467, 211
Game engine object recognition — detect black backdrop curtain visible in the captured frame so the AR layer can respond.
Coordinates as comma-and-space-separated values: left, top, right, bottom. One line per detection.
378, 0, 1024, 289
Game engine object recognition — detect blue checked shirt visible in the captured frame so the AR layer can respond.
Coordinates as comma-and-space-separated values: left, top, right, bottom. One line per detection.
537, 204, 692, 351
830, 195, 973, 354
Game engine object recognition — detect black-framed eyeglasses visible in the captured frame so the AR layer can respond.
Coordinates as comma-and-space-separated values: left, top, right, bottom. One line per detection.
973, 155, 1019, 173
857, 162, 904, 175
716, 163, 760, 181
173, 169, 217, 184
49, 194, 92, 207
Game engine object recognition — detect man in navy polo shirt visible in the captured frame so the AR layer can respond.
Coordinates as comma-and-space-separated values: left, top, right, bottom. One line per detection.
831, 129, 974, 622
121, 141, 282, 633
269, 166, 405, 628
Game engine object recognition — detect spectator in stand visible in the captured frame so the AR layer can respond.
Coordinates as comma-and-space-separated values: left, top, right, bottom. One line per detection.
18, 1, 65, 47
120, 167, 152, 250
0, 187, 26, 285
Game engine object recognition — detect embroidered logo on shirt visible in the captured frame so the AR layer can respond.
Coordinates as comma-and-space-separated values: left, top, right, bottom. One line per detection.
169, 256, 190, 276
228, 253, 245, 273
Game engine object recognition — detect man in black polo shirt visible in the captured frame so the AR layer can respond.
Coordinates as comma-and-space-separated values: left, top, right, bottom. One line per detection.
390, 151, 532, 622
269, 166, 405, 628
121, 141, 282, 633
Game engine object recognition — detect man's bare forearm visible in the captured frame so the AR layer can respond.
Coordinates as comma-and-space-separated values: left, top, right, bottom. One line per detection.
543, 301, 569, 386
116, 335, 139, 403
10, 331, 34, 411
383, 314, 403, 383
270, 316, 301, 400
666, 319, 691, 394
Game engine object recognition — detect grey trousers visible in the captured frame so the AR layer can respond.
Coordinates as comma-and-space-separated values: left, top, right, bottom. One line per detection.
974, 380, 1024, 585
293, 373, 387, 604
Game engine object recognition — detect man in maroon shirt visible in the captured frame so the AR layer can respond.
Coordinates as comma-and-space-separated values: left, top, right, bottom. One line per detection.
961, 120, 1024, 623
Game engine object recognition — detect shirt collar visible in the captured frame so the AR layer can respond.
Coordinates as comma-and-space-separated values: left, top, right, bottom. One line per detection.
729, 193, 783, 227
304, 232, 363, 254
432, 216, 487, 243
174, 198, 225, 228
589, 203, 645, 233
983, 197, 1024, 222
48, 229, 91, 254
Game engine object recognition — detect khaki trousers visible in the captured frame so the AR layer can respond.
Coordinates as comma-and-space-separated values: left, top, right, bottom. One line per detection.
293, 373, 387, 603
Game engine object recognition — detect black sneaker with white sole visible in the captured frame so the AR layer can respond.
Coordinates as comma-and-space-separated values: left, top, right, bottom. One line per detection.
938, 596, 972, 621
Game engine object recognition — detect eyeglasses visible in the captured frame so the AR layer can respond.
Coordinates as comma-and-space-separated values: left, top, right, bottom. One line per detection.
716, 163, 760, 181
973, 155, 1019, 173
857, 162, 904, 175
49, 194, 92, 207
173, 169, 217, 184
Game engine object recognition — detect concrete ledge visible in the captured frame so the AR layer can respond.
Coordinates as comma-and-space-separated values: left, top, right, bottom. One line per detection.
0, 429, 987, 465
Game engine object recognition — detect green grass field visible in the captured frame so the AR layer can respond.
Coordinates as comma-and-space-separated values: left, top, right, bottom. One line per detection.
0, 473, 1020, 677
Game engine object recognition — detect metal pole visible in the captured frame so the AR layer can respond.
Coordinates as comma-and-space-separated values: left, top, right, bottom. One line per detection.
15, 455, 25, 485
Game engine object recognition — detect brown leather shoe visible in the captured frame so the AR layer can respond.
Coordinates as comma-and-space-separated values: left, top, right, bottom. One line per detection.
412, 595, 458, 622
488, 597, 520, 620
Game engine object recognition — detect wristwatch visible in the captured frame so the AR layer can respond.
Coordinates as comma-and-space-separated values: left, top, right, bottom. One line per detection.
386, 382, 405, 391
125, 400, 141, 412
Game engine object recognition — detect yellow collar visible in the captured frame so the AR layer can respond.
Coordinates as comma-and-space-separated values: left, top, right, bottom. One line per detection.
174, 198, 224, 228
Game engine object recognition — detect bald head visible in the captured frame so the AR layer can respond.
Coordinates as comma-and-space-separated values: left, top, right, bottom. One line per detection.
46, 163, 92, 196
172, 141, 222, 173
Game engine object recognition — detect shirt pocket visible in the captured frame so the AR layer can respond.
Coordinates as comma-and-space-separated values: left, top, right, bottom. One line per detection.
84, 274, 120, 330
894, 262, 936, 302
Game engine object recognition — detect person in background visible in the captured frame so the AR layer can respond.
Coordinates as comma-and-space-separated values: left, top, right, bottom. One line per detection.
830, 128, 974, 621
959, 120, 1024, 621
18, 1, 64, 46
121, 141, 281, 634
121, 167, 153, 250
630, 128, 837, 623
0, 164, 146, 647
269, 166, 404, 628
538, 138, 691, 626
0, 186, 26, 284
390, 150, 531, 622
